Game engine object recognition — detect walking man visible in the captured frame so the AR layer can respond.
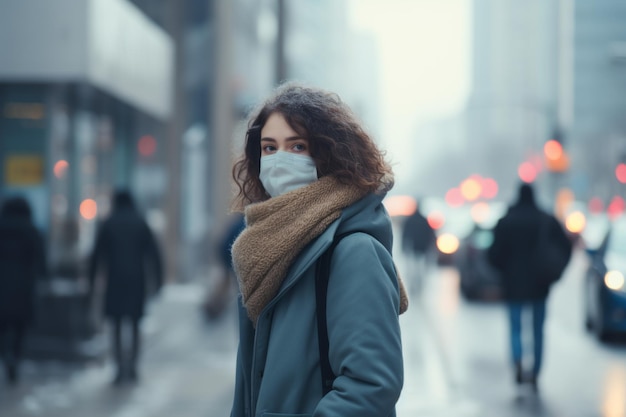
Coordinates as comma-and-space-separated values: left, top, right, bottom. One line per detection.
401, 202, 436, 294
487, 183, 572, 391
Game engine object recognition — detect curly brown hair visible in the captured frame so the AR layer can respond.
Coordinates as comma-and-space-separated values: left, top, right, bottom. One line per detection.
232, 83, 394, 210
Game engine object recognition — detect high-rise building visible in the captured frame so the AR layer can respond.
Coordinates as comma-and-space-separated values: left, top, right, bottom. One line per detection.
562, 0, 626, 201
284, 0, 382, 136
466, 0, 560, 194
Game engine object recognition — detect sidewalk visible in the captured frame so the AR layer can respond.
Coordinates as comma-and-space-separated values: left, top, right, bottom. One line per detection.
396, 263, 482, 417
0, 280, 238, 417
1, 260, 474, 417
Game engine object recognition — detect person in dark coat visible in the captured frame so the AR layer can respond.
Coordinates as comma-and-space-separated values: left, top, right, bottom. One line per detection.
88, 190, 163, 385
402, 204, 436, 255
487, 183, 572, 391
401, 203, 436, 294
203, 213, 245, 320
0, 196, 46, 384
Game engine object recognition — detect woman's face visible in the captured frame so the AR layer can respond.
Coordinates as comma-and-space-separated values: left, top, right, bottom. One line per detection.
260, 113, 310, 157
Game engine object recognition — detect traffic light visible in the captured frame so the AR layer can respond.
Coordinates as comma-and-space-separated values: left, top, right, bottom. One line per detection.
544, 130, 569, 172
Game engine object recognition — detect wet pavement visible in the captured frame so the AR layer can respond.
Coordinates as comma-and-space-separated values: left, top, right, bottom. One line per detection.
402, 247, 626, 417
0, 276, 238, 417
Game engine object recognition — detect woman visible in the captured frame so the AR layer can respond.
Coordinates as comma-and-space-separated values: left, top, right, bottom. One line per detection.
0, 196, 46, 384
230, 83, 408, 417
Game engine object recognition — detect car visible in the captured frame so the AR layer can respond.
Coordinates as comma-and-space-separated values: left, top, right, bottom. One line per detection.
455, 202, 506, 301
419, 200, 474, 266
584, 216, 626, 341
456, 223, 503, 301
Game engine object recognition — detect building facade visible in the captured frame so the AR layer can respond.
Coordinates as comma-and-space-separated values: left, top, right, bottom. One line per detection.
0, 0, 174, 278
563, 0, 626, 201
0, 0, 174, 359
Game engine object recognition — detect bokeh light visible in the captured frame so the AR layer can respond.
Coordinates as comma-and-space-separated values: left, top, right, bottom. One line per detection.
616, 163, 626, 184
518, 162, 537, 183
604, 271, 625, 291
565, 211, 586, 234
383, 195, 417, 217
481, 177, 498, 199
460, 177, 482, 201
445, 187, 464, 207
53, 160, 69, 179
437, 233, 460, 254
80, 199, 98, 220
544, 140, 563, 161
138, 135, 157, 157
608, 196, 625, 220
427, 210, 445, 230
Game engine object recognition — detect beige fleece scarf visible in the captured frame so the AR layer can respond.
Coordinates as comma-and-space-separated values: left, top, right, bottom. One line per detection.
231, 176, 408, 325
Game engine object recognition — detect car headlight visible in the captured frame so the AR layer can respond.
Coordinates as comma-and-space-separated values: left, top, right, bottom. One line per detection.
437, 233, 459, 255
604, 270, 625, 291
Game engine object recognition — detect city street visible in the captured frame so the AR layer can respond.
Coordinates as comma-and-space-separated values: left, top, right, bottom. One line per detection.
397, 247, 626, 417
2, 1, 625, 417
1, 249, 626, 417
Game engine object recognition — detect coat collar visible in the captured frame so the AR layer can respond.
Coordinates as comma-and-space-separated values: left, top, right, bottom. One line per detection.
264, 218, 341, 311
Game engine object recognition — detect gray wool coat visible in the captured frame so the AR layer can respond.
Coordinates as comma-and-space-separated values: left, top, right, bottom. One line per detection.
230, 193, 404, 417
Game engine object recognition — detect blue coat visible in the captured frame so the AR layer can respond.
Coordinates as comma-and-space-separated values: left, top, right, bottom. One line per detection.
231, 193, 404, 417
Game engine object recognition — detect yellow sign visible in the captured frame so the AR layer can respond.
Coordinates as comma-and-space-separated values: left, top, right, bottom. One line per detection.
5, 155, 44, 185
3, 103, 45, 120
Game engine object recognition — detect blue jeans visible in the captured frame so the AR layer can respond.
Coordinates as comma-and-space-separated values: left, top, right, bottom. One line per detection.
507, 299, 546, 376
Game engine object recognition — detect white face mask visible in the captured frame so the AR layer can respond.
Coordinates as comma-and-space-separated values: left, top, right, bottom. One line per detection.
259, 151, 318, 198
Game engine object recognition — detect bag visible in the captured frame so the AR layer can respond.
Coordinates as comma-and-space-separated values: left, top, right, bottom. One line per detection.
315, 231, 373, 395
529, 216, 571, 286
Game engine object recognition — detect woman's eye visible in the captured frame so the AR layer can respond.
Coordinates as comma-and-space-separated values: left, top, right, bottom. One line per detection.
262, 145, 276, 153
293, 143, 307, 152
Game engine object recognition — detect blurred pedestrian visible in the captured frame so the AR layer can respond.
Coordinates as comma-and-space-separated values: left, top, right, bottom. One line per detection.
487, 183, 572, 391
88, 190, 163, 385
0, 196, 46, 385
229, 83, 408, 417
401, 202, 436, 294
203, 212, 245, 320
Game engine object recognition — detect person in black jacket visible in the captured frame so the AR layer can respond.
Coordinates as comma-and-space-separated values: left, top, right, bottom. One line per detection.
402, 203, 436, 255
401, 203, 436, 294
487, 183, 572, 391
203, 213, 245, 320
0, 196, 46, 384
88, 190, 163, 385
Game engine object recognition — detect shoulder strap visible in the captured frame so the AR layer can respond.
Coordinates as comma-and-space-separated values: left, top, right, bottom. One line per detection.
315, 231, 372, 396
